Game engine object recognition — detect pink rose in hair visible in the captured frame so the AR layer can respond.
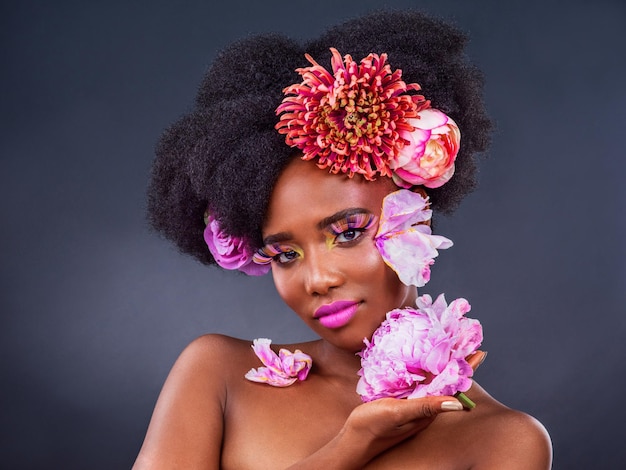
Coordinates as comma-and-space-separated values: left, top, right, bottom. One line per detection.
356, 294, 482, 402
203, 214, 270, 276
392, 108, 460, 189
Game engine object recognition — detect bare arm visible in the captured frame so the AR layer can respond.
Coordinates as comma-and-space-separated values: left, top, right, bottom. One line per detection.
476, 412, 552, 470
132, 336, 228, 469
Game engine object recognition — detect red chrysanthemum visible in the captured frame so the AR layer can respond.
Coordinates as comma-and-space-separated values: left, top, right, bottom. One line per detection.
276, 48, 430, 180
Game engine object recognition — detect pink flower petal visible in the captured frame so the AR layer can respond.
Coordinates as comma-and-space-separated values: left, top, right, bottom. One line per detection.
357, 295, 483, 403
409, 108, 448, 130
374, 189, 452, 287
203, 214, 271, 276
376, 226, 452, 288
244, 369, 298, 387
245, 339, 313, 388
250, 338, 284, 375
391, 109, 460, 189
375, 189, 431, 236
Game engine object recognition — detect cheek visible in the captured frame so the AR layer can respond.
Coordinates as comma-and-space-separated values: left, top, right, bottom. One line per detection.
357, 244, 388, 277
383, 265, 410, 300
271, 268, 301, 313
354, 245, 406, 299
269, 239, 411, 314
354, 236, 392, 274
361, 243, 412, 303
271, 268, 289, 299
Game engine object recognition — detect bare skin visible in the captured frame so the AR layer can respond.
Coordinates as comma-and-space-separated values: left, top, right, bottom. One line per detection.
134, 159, 552, 469
133, 337, 550, 469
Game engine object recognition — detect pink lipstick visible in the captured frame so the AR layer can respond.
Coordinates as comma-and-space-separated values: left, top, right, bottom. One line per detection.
314, 300, 360, 329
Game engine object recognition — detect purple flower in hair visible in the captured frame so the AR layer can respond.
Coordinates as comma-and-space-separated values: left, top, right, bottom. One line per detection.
203, 213, 270, 276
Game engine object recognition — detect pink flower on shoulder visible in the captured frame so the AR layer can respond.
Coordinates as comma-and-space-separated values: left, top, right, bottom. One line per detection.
356, 294, 482, 403
245, 338, 312, 387
374, 189, 452, 287
391, 108, 460, 189
203, 213, 270, 276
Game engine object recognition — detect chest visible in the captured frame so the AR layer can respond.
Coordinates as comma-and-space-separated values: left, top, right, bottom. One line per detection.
220, 377, 352, 468
219, 378, 475, 470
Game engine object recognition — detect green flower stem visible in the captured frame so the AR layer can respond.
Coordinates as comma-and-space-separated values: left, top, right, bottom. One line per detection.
455, 392, 476, 409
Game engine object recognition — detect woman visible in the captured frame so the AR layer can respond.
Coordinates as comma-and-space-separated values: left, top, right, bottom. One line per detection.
134, 10, 552, 469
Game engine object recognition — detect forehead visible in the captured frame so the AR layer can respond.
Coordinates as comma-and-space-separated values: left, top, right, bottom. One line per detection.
263, 158, 396, 235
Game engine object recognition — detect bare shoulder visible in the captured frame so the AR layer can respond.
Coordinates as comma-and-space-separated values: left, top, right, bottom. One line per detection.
372, 382, 553, 469
183, 333, 254, 364
467, 385, 553, 469
132, 334, 253, 469
482, 407, 552, 455
155, 334, 250, 389
184, 332, 252, 353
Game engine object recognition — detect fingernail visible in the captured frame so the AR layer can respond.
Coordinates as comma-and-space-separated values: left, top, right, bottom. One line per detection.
441, 400, 463, 411
479, 351, 488, 364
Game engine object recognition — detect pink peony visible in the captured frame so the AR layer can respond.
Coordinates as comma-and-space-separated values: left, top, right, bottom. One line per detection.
203, 214, 270, 276
391, 108, 460, 189
356, 294, 482, 403
245, 338, 312, 387
374, 190, 452, 287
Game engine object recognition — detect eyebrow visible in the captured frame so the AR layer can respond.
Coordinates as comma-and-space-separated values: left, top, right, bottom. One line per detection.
262, 231, 292, 246
316, 208, 371, 230
262, 207, 372, 246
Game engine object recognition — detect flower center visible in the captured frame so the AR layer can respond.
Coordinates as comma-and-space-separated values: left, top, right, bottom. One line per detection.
318, 87, 388, 152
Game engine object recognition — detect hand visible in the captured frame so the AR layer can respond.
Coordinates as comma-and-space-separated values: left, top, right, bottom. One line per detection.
341, 394, 464, 466
340, 350, 487, 465
287, 351, 489, 469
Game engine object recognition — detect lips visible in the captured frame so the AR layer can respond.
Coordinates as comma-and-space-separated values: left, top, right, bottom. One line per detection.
314, 300, 360, 329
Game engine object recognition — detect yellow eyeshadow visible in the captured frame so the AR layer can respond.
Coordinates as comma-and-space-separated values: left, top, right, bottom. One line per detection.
254, 243, 302, 264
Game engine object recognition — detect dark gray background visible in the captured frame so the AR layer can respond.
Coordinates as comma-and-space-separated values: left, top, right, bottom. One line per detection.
2, 0, 625, 468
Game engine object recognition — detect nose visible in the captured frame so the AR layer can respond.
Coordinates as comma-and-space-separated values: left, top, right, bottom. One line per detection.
303, 248, 344, 296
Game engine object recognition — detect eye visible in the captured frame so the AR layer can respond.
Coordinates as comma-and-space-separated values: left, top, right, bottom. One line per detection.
327, 213, 377, 246
275, 249, 300, 265
255, 243, 301, 266
335, 228, 365, 244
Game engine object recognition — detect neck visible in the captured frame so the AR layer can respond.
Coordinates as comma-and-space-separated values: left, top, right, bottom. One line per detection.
311, 339, 362, 380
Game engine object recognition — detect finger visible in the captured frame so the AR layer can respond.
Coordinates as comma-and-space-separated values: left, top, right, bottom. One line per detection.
353, 396, 464, 440
395, 396, 464, 421
466, 350, 487, 371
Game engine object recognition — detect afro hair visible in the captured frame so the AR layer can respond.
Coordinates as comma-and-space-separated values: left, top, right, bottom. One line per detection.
147, 10, 492, 267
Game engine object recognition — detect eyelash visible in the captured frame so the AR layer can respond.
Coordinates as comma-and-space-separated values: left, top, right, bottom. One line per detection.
254, 244, 300, 265
327, 213, 377, 243
254, 213, 377, 266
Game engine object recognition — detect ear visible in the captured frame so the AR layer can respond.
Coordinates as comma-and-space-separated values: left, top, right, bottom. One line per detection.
411, 186, 431, 227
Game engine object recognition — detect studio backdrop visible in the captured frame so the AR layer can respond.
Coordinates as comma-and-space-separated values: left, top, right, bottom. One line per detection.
1, 0, 624, 468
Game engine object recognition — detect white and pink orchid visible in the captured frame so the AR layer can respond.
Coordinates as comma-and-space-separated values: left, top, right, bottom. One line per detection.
374, 189, 452, 287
